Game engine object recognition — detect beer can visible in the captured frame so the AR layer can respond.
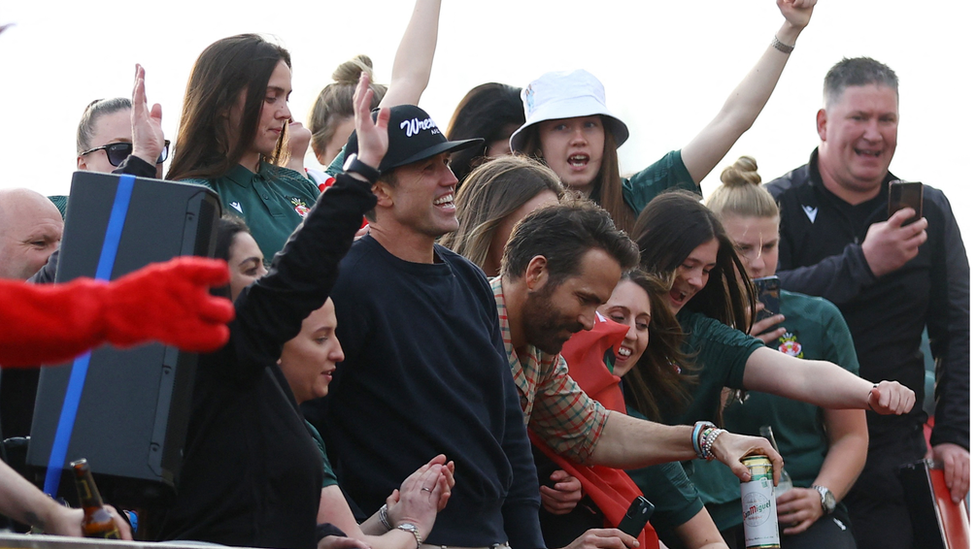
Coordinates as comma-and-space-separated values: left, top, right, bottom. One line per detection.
741, 455, 779, 548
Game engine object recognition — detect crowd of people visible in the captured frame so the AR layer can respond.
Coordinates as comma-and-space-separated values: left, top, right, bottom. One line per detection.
0, 1, 968, 549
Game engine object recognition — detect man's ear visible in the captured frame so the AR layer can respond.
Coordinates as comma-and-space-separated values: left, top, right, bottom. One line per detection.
77, 155, 87, 170
372, 182, 394, 209
816, 108, 828, 143
525, 255, 549, 292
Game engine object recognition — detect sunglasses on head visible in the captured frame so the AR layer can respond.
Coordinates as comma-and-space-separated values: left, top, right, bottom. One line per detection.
80, 140, 171, 167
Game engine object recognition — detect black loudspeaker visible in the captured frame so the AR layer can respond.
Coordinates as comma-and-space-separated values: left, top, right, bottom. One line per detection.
26, 171, 220, 508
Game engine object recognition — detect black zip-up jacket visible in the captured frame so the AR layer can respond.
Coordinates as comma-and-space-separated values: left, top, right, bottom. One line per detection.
766, 149, 969, 451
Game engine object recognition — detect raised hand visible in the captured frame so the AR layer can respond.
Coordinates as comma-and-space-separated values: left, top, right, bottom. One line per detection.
352, 72, 389, 172
777, 0, 816, 30
862, 208, 928, 277
130, 64, 165, 170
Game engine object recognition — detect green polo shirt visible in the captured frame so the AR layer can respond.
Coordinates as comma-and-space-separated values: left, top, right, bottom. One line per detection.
687, 290, 860, 530
186, 163, 320, 260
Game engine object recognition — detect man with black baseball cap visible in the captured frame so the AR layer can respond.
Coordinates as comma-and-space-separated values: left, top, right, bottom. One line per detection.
303, 105, 547, 548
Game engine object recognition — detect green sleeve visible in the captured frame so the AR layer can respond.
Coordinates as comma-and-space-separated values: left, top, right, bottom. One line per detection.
48, 195, 68, 219
820, 299, 860, 375
671, 312, 763, 425
306, 421, 338, 488
621, 150, 699, 216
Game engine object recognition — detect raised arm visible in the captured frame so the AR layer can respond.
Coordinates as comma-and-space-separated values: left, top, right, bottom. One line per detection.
742, 347, 916, 413
680, 0, 815, 184
378, 0, 441, 108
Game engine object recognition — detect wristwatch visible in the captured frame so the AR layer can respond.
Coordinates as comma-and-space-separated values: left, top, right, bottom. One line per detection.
342, 153, 381, 185
812, 484, 836, 514
395, 522, 423, 549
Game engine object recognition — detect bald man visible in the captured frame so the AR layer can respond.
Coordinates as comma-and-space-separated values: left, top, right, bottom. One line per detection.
0, 189, 63, 280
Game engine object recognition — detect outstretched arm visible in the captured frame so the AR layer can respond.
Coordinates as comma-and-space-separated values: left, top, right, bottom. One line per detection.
680, 0, 815, 183
742, 347, 916, 413
378, 0, 441, 108
590, 411, 784, 484
0, 257, 234, 367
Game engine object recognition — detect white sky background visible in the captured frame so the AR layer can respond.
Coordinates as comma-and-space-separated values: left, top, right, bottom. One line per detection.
1, 1, 974, 250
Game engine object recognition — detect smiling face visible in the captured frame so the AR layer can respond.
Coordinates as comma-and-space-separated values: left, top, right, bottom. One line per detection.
721, 214, 780, 279
818, 84, 898, 201
278, 298, 344, 405
381, 152, 460, 239
668, 238, 719, 314
523, 247, 622, 355
227, 231, 268, 301
538, 116, 605, 194
598, 279, 651, 377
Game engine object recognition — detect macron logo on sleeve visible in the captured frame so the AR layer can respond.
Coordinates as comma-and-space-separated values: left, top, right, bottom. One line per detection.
802, 205, 818, 224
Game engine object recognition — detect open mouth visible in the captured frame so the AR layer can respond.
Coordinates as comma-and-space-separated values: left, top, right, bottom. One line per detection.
670, 287, 689, 306
568, 154, 589, 170
434, 193, 455, 209
854, 147, 882, 158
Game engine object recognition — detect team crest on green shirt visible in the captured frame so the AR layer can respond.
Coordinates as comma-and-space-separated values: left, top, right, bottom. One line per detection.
777, 333, 803, 358
290, 197, 311, 217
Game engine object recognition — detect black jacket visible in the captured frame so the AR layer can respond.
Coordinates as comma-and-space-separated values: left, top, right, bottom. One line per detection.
766, 150, 969, 450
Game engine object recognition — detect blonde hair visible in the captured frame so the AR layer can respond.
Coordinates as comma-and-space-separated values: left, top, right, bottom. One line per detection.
704, 156, 779, 221
307, 55, 387, 160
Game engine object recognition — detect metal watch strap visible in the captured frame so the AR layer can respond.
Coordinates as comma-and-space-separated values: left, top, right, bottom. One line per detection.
395, 522, 423, 549
812, 484, 834, 514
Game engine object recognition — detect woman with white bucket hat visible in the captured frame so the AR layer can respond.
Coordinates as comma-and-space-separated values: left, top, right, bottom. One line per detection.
510, 0, 816, 234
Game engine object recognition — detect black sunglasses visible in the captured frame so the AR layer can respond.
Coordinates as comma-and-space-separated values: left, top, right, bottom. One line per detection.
80, 140, 171, 167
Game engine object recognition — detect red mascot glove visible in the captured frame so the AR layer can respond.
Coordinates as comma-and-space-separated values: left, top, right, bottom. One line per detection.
0, 257, 234, 367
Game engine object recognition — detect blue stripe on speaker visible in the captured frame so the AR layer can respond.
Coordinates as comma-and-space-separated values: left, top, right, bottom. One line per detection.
44, 174, 135, 497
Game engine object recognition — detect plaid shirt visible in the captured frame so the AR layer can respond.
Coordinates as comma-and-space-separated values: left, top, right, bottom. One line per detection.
491, 277, 609, 463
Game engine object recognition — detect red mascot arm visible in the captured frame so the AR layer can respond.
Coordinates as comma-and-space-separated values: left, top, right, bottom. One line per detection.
0, 257, 234, 367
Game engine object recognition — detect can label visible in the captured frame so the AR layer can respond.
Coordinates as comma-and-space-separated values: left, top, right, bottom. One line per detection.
741, 456, 780, 548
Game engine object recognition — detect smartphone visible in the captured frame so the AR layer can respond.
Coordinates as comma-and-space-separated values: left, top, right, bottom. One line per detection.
753, 276, 780, 321
888, 180, 923, 224
617, 496, 654, 537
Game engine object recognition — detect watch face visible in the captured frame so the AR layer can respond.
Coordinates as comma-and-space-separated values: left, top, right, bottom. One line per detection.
824, 490, 836, 512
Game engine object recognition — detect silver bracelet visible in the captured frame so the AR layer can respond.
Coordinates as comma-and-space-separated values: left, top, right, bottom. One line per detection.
378, 503, 392, 531
771, 35, 794, 54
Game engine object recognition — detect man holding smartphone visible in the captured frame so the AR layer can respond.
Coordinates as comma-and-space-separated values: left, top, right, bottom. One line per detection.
766, 57, 969, 549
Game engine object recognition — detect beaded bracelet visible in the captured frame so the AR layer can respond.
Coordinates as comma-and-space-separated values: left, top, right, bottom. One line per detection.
702, 428, 727, 461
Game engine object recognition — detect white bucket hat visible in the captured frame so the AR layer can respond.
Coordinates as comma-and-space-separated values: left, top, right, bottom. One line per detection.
509, 69, 630, 153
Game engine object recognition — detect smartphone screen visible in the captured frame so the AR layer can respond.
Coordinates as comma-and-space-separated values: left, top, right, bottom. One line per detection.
888, 180, 923, 224
618, 496, 654, 537
753, 276, 780, 320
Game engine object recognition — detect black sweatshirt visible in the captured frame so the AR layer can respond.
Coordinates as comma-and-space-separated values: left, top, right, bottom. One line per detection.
153, 172, 376, 549
766, 150, 969, 450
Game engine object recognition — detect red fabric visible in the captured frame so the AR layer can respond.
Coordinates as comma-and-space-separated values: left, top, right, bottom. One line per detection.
0, 257, 234, 367
532, 314, 658, 545
320, 176, 369, 229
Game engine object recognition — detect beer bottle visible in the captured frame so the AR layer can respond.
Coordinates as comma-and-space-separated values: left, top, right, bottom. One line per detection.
70, 458, 121, 539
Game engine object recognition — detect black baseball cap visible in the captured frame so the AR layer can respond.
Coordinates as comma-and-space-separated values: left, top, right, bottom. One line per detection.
345, 104, 483, 174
